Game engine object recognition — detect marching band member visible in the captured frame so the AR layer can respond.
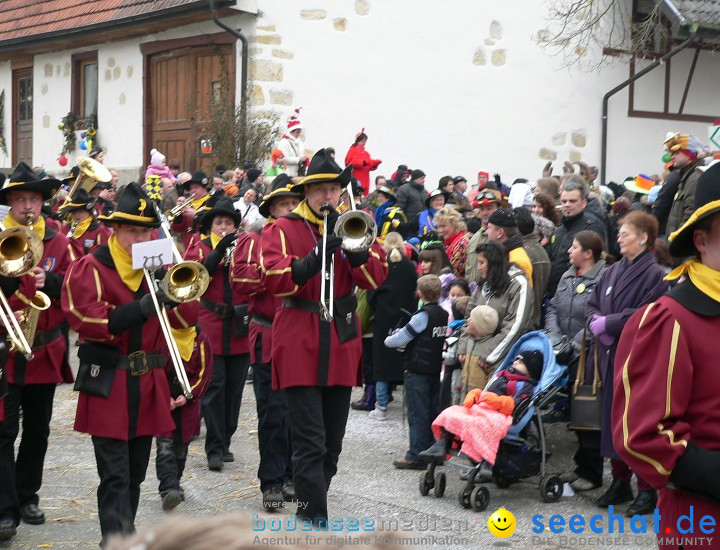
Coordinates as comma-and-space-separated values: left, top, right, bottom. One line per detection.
184, 198, 250, 472
61, 182, 184, 545
171, 171, 212, 251
60, 189, 112, 257
154, 300, 213, 512
230, 173, 301, 509
260, 149, 388, 524
0, 162, 74, 540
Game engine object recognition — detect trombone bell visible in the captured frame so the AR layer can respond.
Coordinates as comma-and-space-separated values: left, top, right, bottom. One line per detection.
160, 261, 210, 303
334, 210, 377, 252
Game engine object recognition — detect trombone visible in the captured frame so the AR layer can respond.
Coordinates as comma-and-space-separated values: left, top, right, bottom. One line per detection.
0, 213, 46, 359
144, 202, 210, 399
317, 183, 378, 320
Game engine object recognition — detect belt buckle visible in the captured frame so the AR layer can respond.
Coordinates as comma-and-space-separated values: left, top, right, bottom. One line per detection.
128, 351, 149, 376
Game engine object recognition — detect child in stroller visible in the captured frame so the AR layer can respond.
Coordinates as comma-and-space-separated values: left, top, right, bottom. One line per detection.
419, 351, 543, 473
417, 331, 569, 510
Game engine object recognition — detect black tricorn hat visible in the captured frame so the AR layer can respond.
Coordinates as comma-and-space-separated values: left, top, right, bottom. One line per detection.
0, 162, 61, 204
199, 197, 243, 234
59, 188, 95, 216
99, 181, 160, 227
291, 148, 352, 193
258, 173, 303, 218
182, 170, 210, 191
377, 185, 396, 200
669, 162, 720, 258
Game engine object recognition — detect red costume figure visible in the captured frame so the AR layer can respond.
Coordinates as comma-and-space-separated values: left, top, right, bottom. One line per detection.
61, 182, 188, 545
261, 149, 387, 523
59, 188, 112, 257
344, 129, 382, 197
184, 198, 250, 472
0, 164, 75, 541
613, 163, 720, 550
231, 173, 301, 509
154, 300, 213, 511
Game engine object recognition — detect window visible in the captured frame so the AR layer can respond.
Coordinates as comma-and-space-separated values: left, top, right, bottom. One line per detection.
72, 51, 98, 120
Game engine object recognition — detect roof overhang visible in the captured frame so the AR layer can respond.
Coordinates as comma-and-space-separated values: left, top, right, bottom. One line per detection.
661, 0, 720, 40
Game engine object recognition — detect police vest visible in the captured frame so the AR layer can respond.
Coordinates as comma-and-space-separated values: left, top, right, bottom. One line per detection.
406, 303, 449, 375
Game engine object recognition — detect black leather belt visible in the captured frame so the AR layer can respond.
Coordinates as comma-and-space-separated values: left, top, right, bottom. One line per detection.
32, 326, 63, 350
251, 314, 273, 328
201, 298, 233, 319
282, 297, 322, 315
116, 351, 166, 376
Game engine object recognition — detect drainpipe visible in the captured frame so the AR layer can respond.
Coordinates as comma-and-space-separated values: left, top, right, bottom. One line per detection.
600, 24, 697, 186
209, 0, 249, 154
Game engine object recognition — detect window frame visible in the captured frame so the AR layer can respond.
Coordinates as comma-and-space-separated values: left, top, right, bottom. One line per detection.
71, 50, 98, 122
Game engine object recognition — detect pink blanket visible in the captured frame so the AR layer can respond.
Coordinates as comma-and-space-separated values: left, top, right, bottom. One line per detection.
432, 404, 513, 464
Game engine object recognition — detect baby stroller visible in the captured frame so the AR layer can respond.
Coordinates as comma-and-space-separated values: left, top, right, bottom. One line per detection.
418, 330, 569, 511
442, 319, 466, 406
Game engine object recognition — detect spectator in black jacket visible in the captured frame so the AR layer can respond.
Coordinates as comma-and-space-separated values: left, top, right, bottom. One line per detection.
546, 181, 607, 297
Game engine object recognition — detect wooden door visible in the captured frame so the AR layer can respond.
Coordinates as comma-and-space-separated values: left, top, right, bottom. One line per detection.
12, 68, 33, 166
148, 45, 233, 175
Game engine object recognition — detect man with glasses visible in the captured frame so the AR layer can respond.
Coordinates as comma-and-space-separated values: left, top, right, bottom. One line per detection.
547, 180, 607, 297
465, 188, 502, 283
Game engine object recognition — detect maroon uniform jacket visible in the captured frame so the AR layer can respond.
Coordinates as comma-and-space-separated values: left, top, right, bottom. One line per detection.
260, 209, 388, 389
613, 282, 720, 550
5, 225, 74, 386
62, 245, 182, 440
64, 219, 113, 257
184, 238, 249, 356
231, 229, 277, 364
156, 301, 214, 443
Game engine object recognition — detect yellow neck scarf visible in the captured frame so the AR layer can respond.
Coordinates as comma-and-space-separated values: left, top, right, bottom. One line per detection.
293, 200, 331, 234
210, 232, 222, 250
192, 194, 210, 211
170, 326, 196, 362
108, 234, 144, 292
666, 258, 720, 302
3, 213, 46, 240
71, 216, 93, 239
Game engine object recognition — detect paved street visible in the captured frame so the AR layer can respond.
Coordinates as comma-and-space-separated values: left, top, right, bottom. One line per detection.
4, 333, 659, 550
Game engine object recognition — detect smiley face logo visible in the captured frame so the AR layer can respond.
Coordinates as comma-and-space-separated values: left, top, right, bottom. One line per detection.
487, 508, 516, 538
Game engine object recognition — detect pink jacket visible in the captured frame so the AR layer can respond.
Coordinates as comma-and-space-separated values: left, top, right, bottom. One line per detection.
145, 164, 176, 183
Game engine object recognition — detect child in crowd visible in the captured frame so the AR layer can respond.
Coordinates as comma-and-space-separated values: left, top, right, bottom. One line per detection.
460, 303, 502, 396
384, 275, 449, 470
419, 348, 543, 478
440, 280, 472, 410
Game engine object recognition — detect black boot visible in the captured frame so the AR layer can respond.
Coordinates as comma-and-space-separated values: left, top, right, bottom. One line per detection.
625, 489, 657, 516
418, 439, 448, 462
351, 385, 374, 411
596, 478, 634, 507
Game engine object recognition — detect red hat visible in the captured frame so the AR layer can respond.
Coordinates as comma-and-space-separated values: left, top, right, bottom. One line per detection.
478, 171, 489, 179
287, 108, 303, 132
355, 127, 366, 140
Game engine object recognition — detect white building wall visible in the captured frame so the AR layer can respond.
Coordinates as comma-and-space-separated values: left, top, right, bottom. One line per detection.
250, 0, 718, 187
0, 60, 10, 169
0, 0, 716, 185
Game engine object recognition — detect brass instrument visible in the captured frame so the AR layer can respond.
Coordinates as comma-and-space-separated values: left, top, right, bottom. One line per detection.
144, 202, 210, 399
221, 230, 241, 266
62, 156, 112, 208
334, 183, 377, 252
68, 219, 79, 239
15, 291, 50, 353
166, 193, 196, 222
0, 213, 46, 359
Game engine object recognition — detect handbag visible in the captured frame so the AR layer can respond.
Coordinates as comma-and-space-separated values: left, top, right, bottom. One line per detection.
568, 330, 602, 431
73, 343, 120, 399
233, 303, 250, 338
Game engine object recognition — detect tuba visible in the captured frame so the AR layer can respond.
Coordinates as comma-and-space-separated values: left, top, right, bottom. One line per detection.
61, 156, 112, 209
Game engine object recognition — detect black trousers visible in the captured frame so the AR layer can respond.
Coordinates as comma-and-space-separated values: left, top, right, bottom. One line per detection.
0, 383, 56, 523
285, 385, 351, 522
155, 437, 189, 495
252, 340, 291, 492
92, 435, 152, 542
574, 431, 604, 486
361, 337, 373, 386
440, 363, 461, 410
202, 353, 250, 460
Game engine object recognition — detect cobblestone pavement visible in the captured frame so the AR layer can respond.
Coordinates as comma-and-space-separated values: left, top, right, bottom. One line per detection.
3, 333, 658, 550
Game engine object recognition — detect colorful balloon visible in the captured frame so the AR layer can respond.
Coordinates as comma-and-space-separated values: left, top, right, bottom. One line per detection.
81, 132, 87, 139
80, 140, 87, 150
58, 155, 68, 167
662, 153, 672, 163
